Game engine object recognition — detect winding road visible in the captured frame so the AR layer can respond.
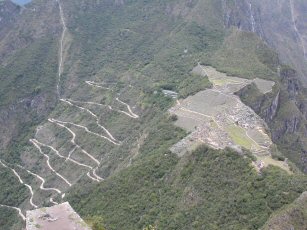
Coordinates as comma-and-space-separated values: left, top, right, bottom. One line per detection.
0, 204, 25, 221
0, 160, 37, 209
16, 164, 62, 194
48, 118, 101, 166
0, 0, 139, 220
30, 139, 72, 187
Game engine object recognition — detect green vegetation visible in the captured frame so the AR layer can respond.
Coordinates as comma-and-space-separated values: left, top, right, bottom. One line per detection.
208, 30, 279, 80
0, 167, 28, 229
177, 73, 212, 98
84, 216, 106, 230
0, 37, 57, 107
68, 146, 307, 230
237, 65, 307, 173
226, 124, 253, 149
0, 0, 306, 229
262, 192, 307, 230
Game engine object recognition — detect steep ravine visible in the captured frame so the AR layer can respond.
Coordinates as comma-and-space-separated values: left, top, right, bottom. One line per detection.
236, 66, 307, 173
222, 0, 307, 86
222, 0, 307, 173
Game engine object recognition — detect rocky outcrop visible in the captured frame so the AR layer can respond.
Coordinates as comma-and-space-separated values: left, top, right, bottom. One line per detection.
237, 65, 307, 172
222, 0, 264, 38
0, 0, 60, 152
0, 0, 21, 38
0, 92, 57, 151
222, 0, 307, 86
0, 0, 61, 63
265, 91, 279, 121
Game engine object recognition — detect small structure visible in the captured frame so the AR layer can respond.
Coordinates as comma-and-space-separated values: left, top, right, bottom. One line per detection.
26, 202, 91, 230
162, 90, 178, 99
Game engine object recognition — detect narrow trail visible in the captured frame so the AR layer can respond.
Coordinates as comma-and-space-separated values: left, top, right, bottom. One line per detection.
34, 139, 102, 182
50, 198, 58, 205
87, 172, 100, 182
116, 98, 139, 118
56, 0, 67, 96
61, 98, 112, 110
84, 81, 140, 119
85, 80, 111, 90
249, 2, 256, 33
16, 164, 62, 194
60, 98, 118, 142
30, 139, 72, 187
0, 160, 38, 209
93, 167, 104, 181
50, 118, 120, 146
32, 138, 94, 170
0, 204, 25, 221
48, 118, 101, 165
67, 146, 77, 162
290, 0, 306, 59
66, 97, 138, 119
1, 0, 103, 214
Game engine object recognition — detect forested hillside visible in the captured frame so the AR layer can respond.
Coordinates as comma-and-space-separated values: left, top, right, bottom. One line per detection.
0, 0, 306, 229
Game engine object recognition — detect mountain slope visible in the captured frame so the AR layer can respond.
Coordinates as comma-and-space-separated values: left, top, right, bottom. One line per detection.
262, 191, 307, 230
0, 0, 306, 229
68, 146, 307, 230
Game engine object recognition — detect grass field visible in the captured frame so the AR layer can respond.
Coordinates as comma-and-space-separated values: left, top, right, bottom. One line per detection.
226, 124, 253, 149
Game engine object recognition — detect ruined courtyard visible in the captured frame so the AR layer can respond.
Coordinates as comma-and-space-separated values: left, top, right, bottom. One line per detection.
170, 65, 289, 172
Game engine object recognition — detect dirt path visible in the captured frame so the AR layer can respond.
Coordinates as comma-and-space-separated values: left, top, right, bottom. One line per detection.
84, 81, 140, 119
93, 167, 104, 181
0, 160, 38, 209
50, 198, 59, 205
30, 139, 72, 187
0, 204, 25, 221
33, 139, 94, 170
56, 0, 67, 96
50, 118, 120, 145
16, 164, 62, 194
48, 119, 101, 166
85, 80, 111, 90
60, 99, 119, 142
86, 172, 100, 182
116, 98, 139, 118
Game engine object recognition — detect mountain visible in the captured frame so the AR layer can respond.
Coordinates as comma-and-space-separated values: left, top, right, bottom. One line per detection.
0, 0, 306, 229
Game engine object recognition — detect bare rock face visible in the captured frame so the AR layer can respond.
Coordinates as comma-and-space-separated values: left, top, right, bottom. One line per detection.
0, 92, 56, 151
265, 91, 280, 121
0, 0, 60, 151
26, 202, 91, 230
222, 0, 307, 86
0, 0, 61, 63
0, 0, 21, 37
222, 0, 264, 38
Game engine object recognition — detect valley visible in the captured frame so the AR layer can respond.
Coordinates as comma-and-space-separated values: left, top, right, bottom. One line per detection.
0, 0, 140, 222
0, 0, 306, 229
